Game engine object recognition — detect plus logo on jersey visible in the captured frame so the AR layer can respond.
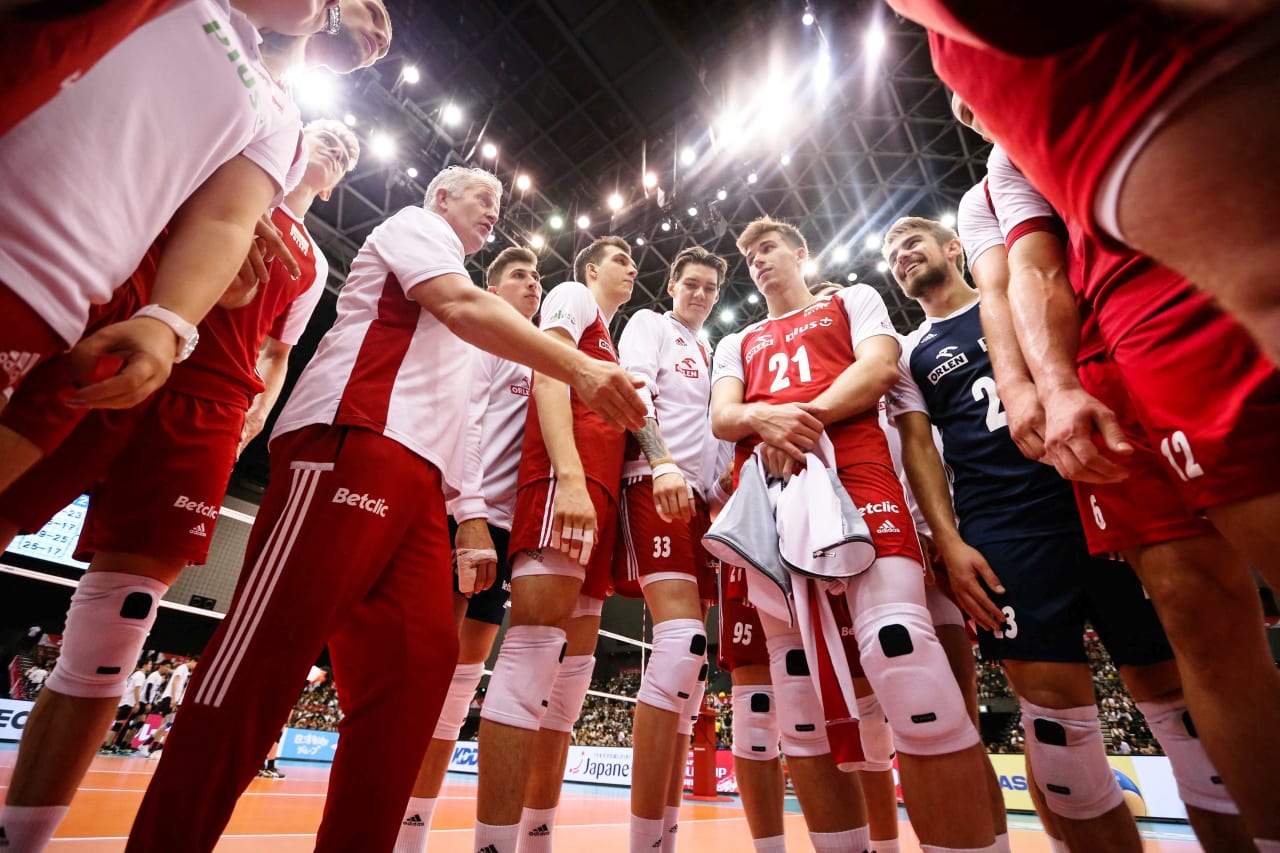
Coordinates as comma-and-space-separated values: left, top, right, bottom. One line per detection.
510, 375, 531, 397
784, 317, 833, 343
332, 488, 389, 517
675, 357, 700, 378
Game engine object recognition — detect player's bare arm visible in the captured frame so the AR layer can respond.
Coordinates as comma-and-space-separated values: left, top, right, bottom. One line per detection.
969, 244, 1047, 461
799, 333, 901, 426
897, 410, 1007, 631
221, 214, 302, 309
1006, 231, 1133, 484
68, 154, 281, 409
528, 328, 597, 566
634, 418, 693, 522
238, 336, 293, 456
411, 273, 645, 432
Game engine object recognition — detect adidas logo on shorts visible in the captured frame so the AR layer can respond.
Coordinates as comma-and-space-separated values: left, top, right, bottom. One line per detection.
402, 814, 424, 826
876, 519, 900, 534
529, 824, 551, 837
189, 523, 207, 537
479, 846, 499, 853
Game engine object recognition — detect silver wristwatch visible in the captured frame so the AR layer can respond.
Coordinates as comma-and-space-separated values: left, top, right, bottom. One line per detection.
132, 304, 200, 362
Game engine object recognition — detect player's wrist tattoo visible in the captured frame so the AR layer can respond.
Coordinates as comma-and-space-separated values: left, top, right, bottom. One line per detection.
633, 417, 674, 468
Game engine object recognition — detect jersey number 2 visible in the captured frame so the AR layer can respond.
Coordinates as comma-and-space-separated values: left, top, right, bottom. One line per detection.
970, 376, 1008, 432
768, 346, 812, 392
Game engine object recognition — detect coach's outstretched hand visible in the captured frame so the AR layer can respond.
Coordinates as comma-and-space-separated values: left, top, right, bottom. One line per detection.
569, 360, 646, 432
65, 317, 175, 409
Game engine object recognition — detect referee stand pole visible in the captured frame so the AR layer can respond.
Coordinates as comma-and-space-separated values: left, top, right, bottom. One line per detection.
686, 703, 731, 801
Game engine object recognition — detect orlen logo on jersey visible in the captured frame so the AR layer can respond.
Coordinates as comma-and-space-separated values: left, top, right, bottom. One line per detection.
803, 300, 829, 316
332, 488, 389, 517
927, 351, 969, 385
510, 375, 531, 397
173, 496, 219, 519
743, 334, 775, 365
597, 338, 616, 357
676, 357, 700, 378
857, 500, 900, 516
784, 317, 833, 343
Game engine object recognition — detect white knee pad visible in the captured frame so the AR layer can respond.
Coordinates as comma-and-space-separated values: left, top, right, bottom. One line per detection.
432, 662, 485, 741
1137, 699, 1238, 815
638, 618, 708, 715
46, 573, 168, 699
542, 654, 595, 733
731, 686, 782, 761
677, 661, 708, 738
854, 602, 979, 756
480, 625, 566, 731
766, 632, 831, 758
856, 693, 896, 772
1021, 700, 1124, 820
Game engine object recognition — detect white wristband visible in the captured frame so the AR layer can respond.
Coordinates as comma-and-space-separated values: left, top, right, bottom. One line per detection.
651, 462, 681, 480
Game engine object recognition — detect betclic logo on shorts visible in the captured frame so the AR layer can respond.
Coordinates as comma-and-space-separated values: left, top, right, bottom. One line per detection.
332, 488, 389, 517
173, 496, 220, 519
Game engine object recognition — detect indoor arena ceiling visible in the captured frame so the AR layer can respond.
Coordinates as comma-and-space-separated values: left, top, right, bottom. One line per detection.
299, 0, 993, 340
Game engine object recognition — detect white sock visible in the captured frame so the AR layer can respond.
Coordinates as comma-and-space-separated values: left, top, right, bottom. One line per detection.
870, 839, 900, 853
393, 797, 436, 853
0, 804, 71, 850
660, 805, 680, 852
1047, 837, 1070, 853
752, 836, 787, 852
992, 833, 1010, 853
630, 814, 665, 852
473, 819, 521, 853
519, 806, 557, 853
810, 826, 870, 852
920, 843, 1002, 853
1254, 841, 1280, 852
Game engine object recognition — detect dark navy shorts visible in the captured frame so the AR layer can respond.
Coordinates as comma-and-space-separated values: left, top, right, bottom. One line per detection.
972, 531, 1172, 667
448, 518, 513, 627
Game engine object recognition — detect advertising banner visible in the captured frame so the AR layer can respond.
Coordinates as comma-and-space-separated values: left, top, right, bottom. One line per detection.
0, 698, 33, 741
278, 727, 340, 762
984, 753, 1186, 820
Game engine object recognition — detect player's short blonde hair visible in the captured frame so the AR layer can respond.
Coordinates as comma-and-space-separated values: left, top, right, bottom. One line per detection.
424, 166, 503, 213
304, 118, 361, 172
882, 216, 966, 275
486, 246, 537, 287
735, 217, 807, 255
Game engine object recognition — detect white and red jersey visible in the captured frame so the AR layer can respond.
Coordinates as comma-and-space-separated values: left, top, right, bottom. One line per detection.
711, 286, 899, 469
0, 0, 304, 346
876, 395, 943, 539
616, 309, 717, 496
516, 282, 626, 499
272, 206, 475, 489
447, 350, 532, 530
956, 181, 1005, 272
165, 204, 326, 407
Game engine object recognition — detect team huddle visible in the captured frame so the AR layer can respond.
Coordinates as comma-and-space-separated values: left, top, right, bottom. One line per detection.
1, 1, 1279, 852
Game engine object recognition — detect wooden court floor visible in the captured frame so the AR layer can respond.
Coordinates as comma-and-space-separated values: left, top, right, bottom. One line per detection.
0, 752, 1204, 851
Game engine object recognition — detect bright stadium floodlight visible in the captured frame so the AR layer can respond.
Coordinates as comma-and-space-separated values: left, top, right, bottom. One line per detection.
608, 193, 624, 212
865, 234, 881, 250
876, 260, 889, 273
636, 237, 646, 246
780, 153, 792, 166
865, 25, 887, 63
442, 103, 463, 127
406, 166, 419, 179
687, 206, 699, 217
577, 214, 591, 229
719, 308, 735, 323
481, 142, 498, 159
747, 172, 758, 184
832, 246, 850, 262
661, 221, 672, 232
680, 147, 696, 166
802, 260, 819, 277
530, 234, 545, 249
847, 272, 858, 281
343, 113, 357, 127
747, 293, 760, 304
548, 214, 564, 230
292, 68, 337, 111
940, 211, 957, 228
369, 131, 396, 161
516, 174, 532, 191
802, 10, 815, 26
401, 65, 420, 84
643, 172, 658, 188
717, 189, 728, 201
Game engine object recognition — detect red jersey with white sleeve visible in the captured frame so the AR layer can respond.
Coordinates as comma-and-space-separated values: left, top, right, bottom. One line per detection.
166, 204, 326, 407
271, 206, 476, 490
0, 0, 303, 347
616, 309, 715, 492
515, 282, 627, 498
712, 287, 922, 563
446, 350, 532, 531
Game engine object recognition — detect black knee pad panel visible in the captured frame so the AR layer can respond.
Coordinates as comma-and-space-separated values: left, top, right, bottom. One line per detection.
121, 592, 154, 620
784, 648, 809, 677
878, 623, 914, 658
1034, 718, 1069, 747
750, 693, 772, 713
690, 634, 707, 656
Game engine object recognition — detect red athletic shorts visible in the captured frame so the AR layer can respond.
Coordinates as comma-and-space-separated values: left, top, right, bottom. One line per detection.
836, 461, 924, 566
0, 390, 242, 564
0, 0, 176, 137
509, 477, 619, 601
1071, 357, 1214, 555
0, 283, 66, 396
613, 477, 716, 602
1096, 275, 1280, 513
716, 565, 768, 671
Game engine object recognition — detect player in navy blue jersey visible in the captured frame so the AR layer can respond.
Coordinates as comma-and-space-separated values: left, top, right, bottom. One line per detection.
881, 217, 1241, 852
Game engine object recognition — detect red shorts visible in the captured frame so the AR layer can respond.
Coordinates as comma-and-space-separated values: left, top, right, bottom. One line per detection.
509, 477, 619, 601
0, 390, 242, 565
0, 283, 65, 395
716, 565, 769, 671
613, 477, 716, 602
1071, 357, 1214, 554
1097, 276, 1280, 513
0, 0, 176, 138
837, 461, 924, 565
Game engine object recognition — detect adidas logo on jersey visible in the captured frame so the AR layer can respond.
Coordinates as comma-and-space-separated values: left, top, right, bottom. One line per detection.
189, 523, 207, 538
876, 519, 900, 534
402, 814, 424, 826
675, 336, 687, 345
528, 824, 551, 837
